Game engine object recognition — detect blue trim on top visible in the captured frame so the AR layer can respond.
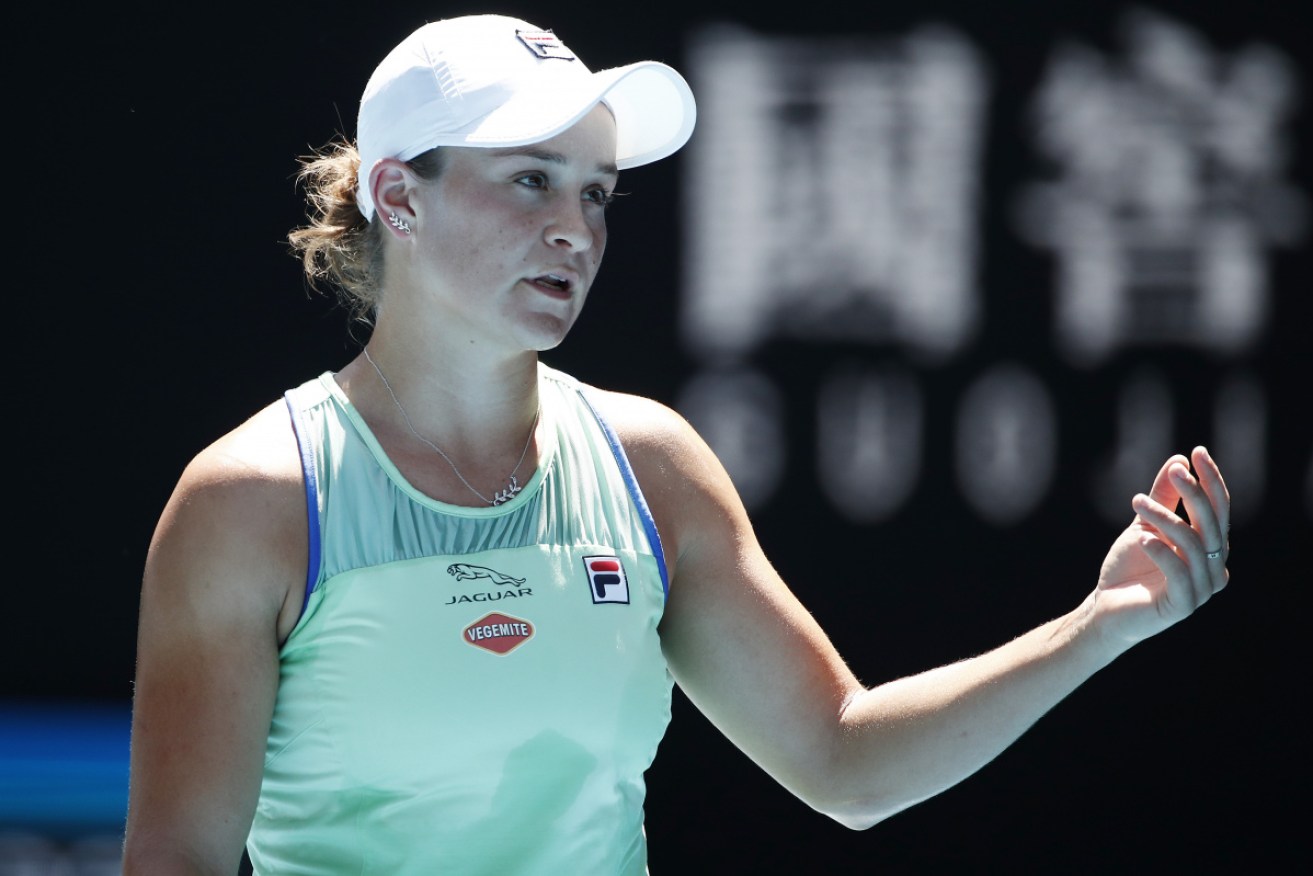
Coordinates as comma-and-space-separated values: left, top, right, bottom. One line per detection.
578, 390, 670, 600
283, 391, 322, 621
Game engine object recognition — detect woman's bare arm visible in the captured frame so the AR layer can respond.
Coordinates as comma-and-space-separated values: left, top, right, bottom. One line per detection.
603, 391, 1229, 829
123, 402, 308, 874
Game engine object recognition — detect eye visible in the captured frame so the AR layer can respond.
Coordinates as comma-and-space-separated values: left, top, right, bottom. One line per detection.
515, 172, 549, 189
583, 187, 618, 208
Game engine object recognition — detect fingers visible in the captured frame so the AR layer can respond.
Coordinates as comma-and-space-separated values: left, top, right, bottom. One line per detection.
1131, 446, 1232, 604
1175, 448, 1231, 573
1144, 453, 1190, 512
1131, 492, 1216, 612
1191, 445, 1232, 547
1143, 448, 1229, 556
1132, 490, 1204, 564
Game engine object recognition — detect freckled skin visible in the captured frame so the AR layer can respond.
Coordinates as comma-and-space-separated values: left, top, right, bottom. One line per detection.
405, 105, 617, 355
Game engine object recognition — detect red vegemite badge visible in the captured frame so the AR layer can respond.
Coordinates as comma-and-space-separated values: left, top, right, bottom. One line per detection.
463, 613, 535, 655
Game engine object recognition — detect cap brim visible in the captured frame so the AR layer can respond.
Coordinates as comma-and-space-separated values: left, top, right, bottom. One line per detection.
402, 61, 695, 170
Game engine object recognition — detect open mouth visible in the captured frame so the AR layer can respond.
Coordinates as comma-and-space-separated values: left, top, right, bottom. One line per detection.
532, 273, 573, 295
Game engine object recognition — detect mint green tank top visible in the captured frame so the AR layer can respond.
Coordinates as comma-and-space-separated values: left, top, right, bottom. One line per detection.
246, 365, 672, 875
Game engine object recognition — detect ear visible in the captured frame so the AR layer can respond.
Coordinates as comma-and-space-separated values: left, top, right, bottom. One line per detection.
368, 158, 420, 238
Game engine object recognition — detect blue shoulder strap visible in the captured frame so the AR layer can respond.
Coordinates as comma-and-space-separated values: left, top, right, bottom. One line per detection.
577, 390, 670, 600
283, 389, 323, 621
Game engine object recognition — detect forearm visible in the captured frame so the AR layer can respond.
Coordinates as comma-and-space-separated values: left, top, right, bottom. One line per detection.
822, 593, 1125, 828
655, 439, 1228, 832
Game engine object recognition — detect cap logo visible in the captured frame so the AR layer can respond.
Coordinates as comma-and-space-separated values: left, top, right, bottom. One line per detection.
516, 29, 577, 61
463, 612, 535, 655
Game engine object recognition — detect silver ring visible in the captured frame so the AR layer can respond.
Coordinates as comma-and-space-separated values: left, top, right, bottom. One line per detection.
1206, 549, 1223, 559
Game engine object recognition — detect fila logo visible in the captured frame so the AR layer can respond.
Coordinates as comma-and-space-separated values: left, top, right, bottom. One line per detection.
516, 30, 577, 61
463, 613, 535, 655
583, 556, 630, 605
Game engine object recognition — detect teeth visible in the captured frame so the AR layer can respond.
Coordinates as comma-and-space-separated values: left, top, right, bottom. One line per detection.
542, 274, 568, 288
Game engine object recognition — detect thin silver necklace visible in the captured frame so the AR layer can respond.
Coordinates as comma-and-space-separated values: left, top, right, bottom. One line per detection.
363, 347, 539, 506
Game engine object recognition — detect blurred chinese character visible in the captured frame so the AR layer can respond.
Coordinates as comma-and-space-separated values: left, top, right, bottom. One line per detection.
682, 23, 988, 361
1015, 8, 1305, 366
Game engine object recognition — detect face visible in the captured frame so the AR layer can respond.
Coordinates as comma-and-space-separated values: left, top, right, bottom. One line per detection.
403, 103, 618, 353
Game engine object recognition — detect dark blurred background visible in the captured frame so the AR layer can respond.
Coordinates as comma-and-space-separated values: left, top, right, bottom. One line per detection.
6, 0, 1308, 871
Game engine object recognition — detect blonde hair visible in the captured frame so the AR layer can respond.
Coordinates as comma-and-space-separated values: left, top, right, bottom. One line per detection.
287, 138, 443, 321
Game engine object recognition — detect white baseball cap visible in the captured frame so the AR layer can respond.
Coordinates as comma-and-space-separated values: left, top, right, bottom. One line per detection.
355, 14, 697, 220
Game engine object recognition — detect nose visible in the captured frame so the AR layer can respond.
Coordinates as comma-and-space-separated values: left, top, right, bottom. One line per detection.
544, 196, 599, 252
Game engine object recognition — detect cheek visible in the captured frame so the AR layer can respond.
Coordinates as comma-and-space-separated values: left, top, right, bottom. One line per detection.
592, 221, 608, 264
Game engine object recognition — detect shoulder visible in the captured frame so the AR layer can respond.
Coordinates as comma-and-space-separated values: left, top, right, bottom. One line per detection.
169, 399, 304, 523
146, 398, 308, 638
583, 388, 748, 564
583, 388, 717, 481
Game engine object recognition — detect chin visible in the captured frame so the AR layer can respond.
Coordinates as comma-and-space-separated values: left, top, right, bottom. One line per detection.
516, 312, 578, 352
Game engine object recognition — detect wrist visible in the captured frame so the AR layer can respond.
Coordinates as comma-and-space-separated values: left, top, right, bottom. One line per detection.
1068, 589, 1139, 665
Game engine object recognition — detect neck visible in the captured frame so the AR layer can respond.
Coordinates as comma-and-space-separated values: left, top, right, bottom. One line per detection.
347, 315, 541, 441
337, 323, 544, 506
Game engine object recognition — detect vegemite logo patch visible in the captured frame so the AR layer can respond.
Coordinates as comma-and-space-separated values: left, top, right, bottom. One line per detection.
583, 555, 630, 605
463, 613, 534, 655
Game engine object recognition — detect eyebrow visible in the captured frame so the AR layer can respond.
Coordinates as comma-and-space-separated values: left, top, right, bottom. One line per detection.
487, 147, 619, 178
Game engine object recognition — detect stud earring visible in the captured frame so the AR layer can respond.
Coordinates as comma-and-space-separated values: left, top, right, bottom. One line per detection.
388, 212, 412, 234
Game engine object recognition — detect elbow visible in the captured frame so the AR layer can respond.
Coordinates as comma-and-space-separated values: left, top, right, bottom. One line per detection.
789, 757, 893, 830
779, 703, 930, 831
794, 775, 902, 831
814, 795, 896, 831
799, 757, 928, 831
831, 810, 885, 832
